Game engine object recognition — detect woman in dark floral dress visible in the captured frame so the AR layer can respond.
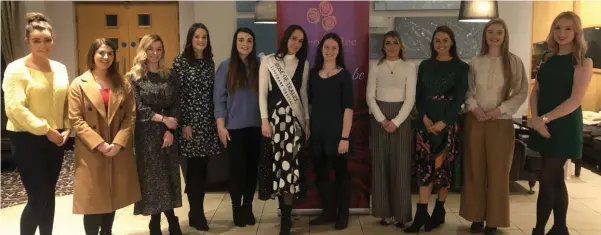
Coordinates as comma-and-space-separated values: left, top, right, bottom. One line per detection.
405, 26, 469, 233
127, 34, 182, 235
171, 23, 221, 232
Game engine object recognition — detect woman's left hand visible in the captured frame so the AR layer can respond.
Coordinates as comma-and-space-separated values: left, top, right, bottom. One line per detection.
57, 130, 70, 146
485, 107, 502, 120
162, 131, 174, 148
104, 144, 122, 157
338, 140, 349, 155
429, 121, 447, 135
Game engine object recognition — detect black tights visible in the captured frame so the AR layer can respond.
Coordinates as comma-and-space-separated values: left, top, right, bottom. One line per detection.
83, 211, 115, 235
151, 209, 177, 222
535, 157, 569, 230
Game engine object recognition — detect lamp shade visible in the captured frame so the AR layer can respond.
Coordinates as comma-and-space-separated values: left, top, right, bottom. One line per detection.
254, 1, 277, 24
458, 0, 498, 23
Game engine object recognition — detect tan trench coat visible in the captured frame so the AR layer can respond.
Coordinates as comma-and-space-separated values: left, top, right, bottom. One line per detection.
68, 71, 141, 214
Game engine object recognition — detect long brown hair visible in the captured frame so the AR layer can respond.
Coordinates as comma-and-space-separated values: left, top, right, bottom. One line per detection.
480, 18, 513, 99
378, 30, 407, 65
546, 11, 588, 66
227, 27, 259, 93
87, 38, 128, 93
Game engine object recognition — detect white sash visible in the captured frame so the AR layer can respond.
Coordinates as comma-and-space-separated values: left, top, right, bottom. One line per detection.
264, 55, 306, 132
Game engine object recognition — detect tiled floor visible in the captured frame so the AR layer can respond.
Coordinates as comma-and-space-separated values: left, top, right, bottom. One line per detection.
1, 168, 600, 235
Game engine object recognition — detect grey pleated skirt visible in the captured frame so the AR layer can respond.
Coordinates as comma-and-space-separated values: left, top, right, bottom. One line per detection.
369, 100, 413, 222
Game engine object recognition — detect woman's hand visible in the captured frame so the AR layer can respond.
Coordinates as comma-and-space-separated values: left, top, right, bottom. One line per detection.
429, 121, 447, 135
528, 116, 551, 138
385, 121, 398, 133
423, 115, 434, 133
485, 107, 502, 120
338, 140, 349, 155
162, 116, 178, 130
46, 128, 63, 145
261, 119, 272, 138
472, 107, 489, 121
96, 142, 111, 153
182, 126, 193, 140
57, 130, 70, 146
217, 126, 230, 147
305, 119, 311, 139
103, 144, 122, 157
162, 131, 174, 148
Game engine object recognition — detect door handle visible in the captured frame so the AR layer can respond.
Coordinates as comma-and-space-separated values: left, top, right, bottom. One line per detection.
122, 56, 126, 74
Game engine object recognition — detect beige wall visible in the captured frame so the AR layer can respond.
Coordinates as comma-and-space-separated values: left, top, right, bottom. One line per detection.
13, 1, 537, 116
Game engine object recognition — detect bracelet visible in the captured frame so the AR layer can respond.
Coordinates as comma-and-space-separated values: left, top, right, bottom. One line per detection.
161, 116, 164, 123
341, 137, 349, 141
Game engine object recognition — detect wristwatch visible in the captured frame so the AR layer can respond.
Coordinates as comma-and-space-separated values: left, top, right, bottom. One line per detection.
541, 115, 549, 123
341, 137, 349, 141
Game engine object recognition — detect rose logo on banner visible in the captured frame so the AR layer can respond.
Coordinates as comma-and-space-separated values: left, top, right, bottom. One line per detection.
307, 1, 337, 31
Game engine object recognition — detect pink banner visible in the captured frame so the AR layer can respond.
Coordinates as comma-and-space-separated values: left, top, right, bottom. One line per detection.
277, 0, 371, 209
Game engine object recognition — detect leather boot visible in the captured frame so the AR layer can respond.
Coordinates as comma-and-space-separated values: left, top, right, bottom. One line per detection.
546, 225, 570, 235
188, 191, 209, 231
403, 203, 432, 233
279, 201, 292, 235
427, 200, 446, 230
309, 181, 337, 225
334, 181, 350, 230
167, 216, 183, 235
149, 218, 162, 235
232, 204, 246, 227
242, 203, 256, 225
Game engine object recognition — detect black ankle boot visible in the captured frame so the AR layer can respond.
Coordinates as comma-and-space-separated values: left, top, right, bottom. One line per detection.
149, 218, 162, 235
188, 211, 209, 231
310, 182, 337, 225
470, 222, 484, 233
279, 203, 292, 235
546, 225, 569, 235
484, 227, 498, 235
532, 227, 545, 235
167, 216, 183, 235
427, 200, 446, 230
334, 181, 351, 230
233, 204, 246, 227
403, 203, 431, 233
242, 203, 256, 225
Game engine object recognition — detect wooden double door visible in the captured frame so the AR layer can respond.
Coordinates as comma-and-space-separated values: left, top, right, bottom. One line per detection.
75, 2, 179, 76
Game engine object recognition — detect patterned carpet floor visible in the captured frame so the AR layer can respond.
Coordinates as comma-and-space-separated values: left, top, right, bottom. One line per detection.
1, 151, 75, 209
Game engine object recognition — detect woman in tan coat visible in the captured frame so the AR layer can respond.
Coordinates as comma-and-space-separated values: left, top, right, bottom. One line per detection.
68, 38, 141, 235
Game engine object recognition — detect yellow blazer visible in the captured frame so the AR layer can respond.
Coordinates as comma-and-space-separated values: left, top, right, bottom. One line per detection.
68, 70, 140, 214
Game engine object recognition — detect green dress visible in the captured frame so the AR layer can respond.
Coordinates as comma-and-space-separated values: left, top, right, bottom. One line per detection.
529, 53, 583, 159
414, 58, 469, 188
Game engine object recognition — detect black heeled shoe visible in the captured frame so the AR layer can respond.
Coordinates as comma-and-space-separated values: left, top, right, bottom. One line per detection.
242, 203, 256, 225
484, 226, 498, 235
427, 200, 446, 230
233, 204, 246, 227
403, 203, 431, 233
546, 225, 570, 235
470, 222, 484, 233
167, 216, 183, 235
310, 182, 337, 225
149, 218, 163, 235
334, 181, 350, 230
280, 203, 292, 235
395, 222, 405, 228
532, 227, 545, 235
189, 211, 209, 231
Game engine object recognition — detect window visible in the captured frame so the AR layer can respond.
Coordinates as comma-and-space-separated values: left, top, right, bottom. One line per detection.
138, 14, 151, 27
105, 14, 118, 27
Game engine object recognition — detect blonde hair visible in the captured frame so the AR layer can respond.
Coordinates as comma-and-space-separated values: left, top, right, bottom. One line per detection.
546, 11, 588, 66
480, 18, 514, 100
126, 34, 169, 80
378, 30, 407, 65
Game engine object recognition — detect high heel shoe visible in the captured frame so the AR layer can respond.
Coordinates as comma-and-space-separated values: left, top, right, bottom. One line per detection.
149, 218, 162, 235
427, 200, 446, 230
403, 203, 431, 233
167, 216, 183, 235
546, 225, 570, 235
470, 222, 484, 233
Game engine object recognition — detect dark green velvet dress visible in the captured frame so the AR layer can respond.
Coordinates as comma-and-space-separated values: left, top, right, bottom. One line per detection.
528, 53, 583, 159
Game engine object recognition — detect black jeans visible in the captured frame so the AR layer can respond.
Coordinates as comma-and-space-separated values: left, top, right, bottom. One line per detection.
313, 153, 350, 183
11, 131, 64, 235
186, 157, 209, 219
226, 127, 261, 206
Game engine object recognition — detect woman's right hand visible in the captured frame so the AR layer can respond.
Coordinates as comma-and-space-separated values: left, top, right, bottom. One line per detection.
261, 119, 272, 138
472, 107, 489, 122
96, 142, 111, 153
162, 116, 178, 130
217, 126, 230, 147
46, 128, 63, 145
423, 115, 434, 131
182, 126, 193, 140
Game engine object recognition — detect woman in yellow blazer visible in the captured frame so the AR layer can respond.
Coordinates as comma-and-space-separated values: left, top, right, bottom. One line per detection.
2, 12, 70, 235
68, 38, 140, 235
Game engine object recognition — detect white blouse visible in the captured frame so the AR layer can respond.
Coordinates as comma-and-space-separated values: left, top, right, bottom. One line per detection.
465, 54, 529, 119
366, 59, 417, 126
258, 54, 310, 120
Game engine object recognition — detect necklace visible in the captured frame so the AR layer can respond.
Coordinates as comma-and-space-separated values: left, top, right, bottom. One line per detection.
385, 59, 400, 74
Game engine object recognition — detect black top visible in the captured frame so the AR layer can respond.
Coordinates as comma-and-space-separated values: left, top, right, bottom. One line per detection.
308, 68, 354, 156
